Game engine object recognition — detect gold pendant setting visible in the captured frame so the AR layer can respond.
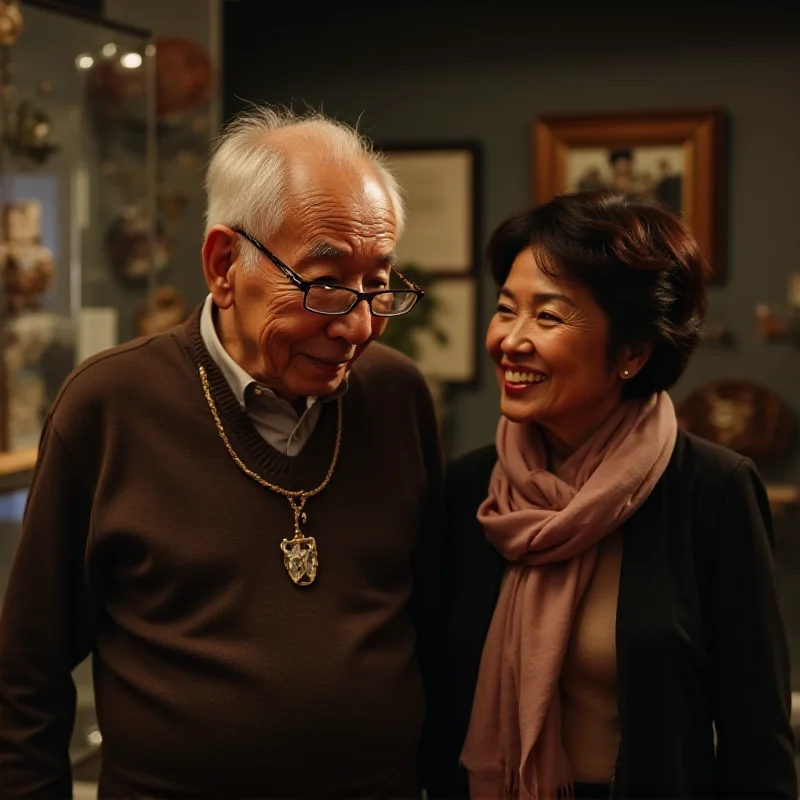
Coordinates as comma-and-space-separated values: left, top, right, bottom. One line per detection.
280, 501, 319, 587
198, 365, 341, 589
281, 535, 318, 586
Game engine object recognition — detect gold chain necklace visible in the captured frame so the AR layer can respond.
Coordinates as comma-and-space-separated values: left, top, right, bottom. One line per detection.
198, 365, 342, 587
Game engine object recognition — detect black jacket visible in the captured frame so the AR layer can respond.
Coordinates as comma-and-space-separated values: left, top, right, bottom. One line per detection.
427, 430, 796, 798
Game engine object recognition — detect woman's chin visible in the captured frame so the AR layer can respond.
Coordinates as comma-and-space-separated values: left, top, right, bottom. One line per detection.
500, 397, 543, 425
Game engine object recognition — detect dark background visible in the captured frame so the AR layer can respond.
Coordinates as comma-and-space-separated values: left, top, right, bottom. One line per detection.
221, 1, 800, 475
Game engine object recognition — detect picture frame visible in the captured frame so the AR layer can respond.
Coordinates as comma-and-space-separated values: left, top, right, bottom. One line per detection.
379, 141, 481, 276
410, 277, 479, 385
377, 141, 483, 386
532, 107, 726, 281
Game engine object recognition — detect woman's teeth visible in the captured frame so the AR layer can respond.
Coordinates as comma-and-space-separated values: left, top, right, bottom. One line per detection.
505, 370, 547, 384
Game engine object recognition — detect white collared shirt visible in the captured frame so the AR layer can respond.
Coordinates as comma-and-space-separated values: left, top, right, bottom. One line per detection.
199, 295, 344, 456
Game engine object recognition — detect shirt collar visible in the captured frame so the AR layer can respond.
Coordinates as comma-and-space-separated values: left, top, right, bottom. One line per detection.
198, 294, 348, 413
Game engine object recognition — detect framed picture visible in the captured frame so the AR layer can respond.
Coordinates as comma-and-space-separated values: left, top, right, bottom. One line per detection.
411, 276, 479, 384
532, 107, 726, 281
379, 142, 481, 275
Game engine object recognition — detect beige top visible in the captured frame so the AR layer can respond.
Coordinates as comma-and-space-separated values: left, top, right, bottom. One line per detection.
559, 529, 623, 783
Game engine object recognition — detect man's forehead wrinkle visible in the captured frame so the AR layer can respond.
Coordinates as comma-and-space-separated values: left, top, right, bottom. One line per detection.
300, 240, 398, 268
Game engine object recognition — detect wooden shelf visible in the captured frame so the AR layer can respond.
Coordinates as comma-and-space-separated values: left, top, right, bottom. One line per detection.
0, 447, 37, 493
766, 484, 800, 513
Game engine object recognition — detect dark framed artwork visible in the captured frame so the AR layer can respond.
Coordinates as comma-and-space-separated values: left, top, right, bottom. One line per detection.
411, 277, 479, 384
379, 141, 481, 276
378, 141, 483, 385
532, 107, 727, 282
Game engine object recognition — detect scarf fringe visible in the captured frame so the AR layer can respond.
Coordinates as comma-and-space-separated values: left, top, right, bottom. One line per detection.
503, 768, 573, 800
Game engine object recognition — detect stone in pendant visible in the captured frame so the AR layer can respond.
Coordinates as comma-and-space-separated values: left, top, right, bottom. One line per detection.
280, 535, 318, 586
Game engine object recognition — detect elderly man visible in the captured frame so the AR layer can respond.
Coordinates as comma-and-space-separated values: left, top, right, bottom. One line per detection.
0, 107, 443, 798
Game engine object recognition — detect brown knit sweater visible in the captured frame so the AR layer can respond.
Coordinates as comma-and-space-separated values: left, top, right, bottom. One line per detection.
0, 307, 443, 798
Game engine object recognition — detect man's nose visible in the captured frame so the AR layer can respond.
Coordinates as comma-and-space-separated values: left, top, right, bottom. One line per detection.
325, 298, 374, 345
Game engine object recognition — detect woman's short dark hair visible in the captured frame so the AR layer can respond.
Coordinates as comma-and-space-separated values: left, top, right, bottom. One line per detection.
486, 190, 710, 398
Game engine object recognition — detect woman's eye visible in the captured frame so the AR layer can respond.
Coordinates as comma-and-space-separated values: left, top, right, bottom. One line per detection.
538, 311, 562, 323
495, 304, 515, 315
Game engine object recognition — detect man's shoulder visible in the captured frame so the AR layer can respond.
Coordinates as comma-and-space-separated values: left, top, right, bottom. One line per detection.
348, 343, 440, 439
50, 329, 188, 425
351, 341, 428, 388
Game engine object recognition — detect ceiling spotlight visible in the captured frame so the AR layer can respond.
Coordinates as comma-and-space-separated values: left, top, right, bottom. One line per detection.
120, 52, 143, 69
75, 54, 94, 70
101, 43, 117, 58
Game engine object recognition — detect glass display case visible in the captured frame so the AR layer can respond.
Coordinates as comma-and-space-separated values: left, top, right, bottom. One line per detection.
0, 0, 156, 474
0, 2, 156, 789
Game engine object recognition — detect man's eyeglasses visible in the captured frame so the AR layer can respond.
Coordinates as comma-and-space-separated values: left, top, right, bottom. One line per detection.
232, 228, 424, 317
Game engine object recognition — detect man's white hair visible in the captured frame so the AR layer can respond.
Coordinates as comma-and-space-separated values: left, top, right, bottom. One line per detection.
204, 105, 405, 272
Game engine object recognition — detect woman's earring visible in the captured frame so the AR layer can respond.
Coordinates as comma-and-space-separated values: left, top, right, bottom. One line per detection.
622, 369, 630, 379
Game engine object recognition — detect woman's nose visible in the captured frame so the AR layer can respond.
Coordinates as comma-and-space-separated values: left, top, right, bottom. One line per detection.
501, 321, 534, 354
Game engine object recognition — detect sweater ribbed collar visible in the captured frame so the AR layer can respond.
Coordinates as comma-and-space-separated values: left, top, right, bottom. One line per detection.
174, 304, 341, 492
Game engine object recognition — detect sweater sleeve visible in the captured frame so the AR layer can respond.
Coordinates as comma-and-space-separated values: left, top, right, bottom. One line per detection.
710, 459, 796, 797
0, 414, 97, 798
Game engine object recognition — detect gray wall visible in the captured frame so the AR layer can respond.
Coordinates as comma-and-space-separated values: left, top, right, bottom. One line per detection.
225, 2, 800, 682
224, 3, 800, 481
225, 2, 800, 480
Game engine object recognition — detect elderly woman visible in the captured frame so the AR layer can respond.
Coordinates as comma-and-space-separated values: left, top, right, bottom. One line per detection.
432, 191, 796, 799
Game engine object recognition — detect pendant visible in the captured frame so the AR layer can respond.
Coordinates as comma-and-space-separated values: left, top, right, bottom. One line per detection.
280, 535, 318, 586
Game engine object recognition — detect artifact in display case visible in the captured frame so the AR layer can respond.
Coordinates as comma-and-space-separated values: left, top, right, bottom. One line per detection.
134, 284, 187, 337
2, 199, 54, 312
1, 198, 64, 450
87, 31, 213, 294
0, 0, 157, 467
0, 0, 23, 48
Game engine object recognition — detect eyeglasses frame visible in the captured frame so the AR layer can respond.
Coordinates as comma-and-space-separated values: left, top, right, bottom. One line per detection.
231, 227, 425, 317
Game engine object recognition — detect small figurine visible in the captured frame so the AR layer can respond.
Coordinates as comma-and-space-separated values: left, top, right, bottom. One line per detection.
0, 0, 24, 48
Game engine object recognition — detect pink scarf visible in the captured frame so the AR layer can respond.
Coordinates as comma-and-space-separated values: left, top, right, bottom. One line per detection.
460, 393, 678, 800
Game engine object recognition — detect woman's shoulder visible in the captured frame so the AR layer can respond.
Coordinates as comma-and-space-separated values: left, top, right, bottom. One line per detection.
670, 428, 754, 486
661, 430, 769, 528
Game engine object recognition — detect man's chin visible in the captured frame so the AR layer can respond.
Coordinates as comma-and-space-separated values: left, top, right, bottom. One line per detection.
287, 371, 348, 400
311, 376, 345, 396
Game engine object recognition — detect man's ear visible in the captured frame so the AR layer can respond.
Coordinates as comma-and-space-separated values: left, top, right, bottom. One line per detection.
202, 226, 239, 310
618, 340, 653, 380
